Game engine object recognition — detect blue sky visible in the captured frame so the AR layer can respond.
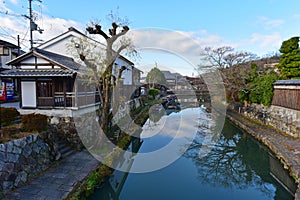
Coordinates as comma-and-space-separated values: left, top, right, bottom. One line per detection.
1, 0, 300, 75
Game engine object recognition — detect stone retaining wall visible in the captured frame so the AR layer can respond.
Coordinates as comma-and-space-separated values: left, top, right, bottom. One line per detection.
231, 103, 300, 138
0, 134, 52, 196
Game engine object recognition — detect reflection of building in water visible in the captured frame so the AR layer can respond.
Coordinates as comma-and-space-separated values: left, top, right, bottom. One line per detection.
269, 153, 297, 196
104, 137, 143, 199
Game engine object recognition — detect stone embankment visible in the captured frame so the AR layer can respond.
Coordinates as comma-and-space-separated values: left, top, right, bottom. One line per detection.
226, 108, 300, 199
0, 134, 52, 196
232, 103, 300, 138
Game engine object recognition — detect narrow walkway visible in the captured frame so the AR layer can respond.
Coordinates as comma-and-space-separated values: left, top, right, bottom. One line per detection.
0, 101, 20, 109
226, 109, 300, 198
4, 150, 100, 200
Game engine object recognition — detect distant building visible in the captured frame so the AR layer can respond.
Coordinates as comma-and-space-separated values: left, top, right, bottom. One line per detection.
0, 39, 24, 101
0, 39, 24, 71
161, 70, 183, 90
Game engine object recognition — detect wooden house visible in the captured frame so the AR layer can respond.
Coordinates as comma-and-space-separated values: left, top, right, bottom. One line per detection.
1, 27, 140, 117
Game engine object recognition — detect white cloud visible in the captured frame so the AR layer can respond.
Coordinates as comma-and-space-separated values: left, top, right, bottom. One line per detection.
256, 16, 284, 29
0, 13, 84, 50
34, 16, 84, 45
129, 28, 231, 57
8, 0, 18, 5
249, 33, 282, 49
292, 13, 300, 19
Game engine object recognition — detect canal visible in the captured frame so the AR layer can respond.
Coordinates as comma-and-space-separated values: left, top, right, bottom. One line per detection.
89, 107, 295, 200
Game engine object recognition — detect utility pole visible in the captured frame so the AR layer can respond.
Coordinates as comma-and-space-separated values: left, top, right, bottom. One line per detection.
29, 0, 33, 49
17, 35, 20, 55
27, 0, 43, 49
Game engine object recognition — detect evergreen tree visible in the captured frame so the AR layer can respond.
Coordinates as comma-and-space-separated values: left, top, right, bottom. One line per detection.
277, 36, 300, 79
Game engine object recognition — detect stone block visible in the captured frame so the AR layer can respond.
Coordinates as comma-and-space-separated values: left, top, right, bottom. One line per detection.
22, 145, 32, 158
13, 138, 27, 148
6, 143, 13, 153
7, 153, 19, 163
26, 157, 36, 167
35, 138, 44, 148
32, 134, 38, 142
0, 151, 6, 162
14, 171, 27, 187
33, 143, 40, 154
0, 171, 8, 181
7, 172, 17, 181
2, 181, 13, 194
0, 160, 4, 170
12, 146, 22, 154
3, 163, 14, 173
13, 163, 22, 172
26, 135, 33, 143
0, 144, 6, 152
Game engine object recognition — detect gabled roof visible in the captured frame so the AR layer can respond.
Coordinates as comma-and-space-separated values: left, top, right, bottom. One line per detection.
38, 27, 134, 67
6, 48, 82, 71
37, 27, 87, 49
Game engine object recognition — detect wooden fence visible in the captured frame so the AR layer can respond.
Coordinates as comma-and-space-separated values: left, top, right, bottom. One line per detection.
272, 87, 300, 111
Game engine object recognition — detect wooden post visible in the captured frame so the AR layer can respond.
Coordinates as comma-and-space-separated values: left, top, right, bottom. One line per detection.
74, 79, 78, 107
63, 79, 66, 108
52, 80, 55, 107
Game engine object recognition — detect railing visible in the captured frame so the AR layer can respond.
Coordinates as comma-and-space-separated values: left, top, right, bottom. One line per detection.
77, 91, 100, 107
37, 91, 100, 108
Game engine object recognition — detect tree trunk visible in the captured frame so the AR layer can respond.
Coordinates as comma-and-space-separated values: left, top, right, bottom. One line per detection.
100, 63, 113, 135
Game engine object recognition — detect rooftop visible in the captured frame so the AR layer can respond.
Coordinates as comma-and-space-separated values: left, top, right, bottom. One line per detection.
273, 79, 300, 85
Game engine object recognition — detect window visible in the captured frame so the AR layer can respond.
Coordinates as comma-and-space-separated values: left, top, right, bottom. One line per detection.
37, 81, 53, 97
0, 46, 9, 56
55, 80, 64, 93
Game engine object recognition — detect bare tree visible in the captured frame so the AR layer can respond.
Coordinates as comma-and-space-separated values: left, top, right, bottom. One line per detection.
199, 46, 256, 69
75, 20, 137, 135
198, 46, 256, 102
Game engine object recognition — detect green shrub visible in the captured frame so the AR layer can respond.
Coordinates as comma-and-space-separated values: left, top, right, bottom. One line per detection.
0, 107, 20, 126
21, 113, 48, 132
148, 88, 160, 99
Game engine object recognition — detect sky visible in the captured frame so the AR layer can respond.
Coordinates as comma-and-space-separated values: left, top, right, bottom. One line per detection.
1, 0, 300, 76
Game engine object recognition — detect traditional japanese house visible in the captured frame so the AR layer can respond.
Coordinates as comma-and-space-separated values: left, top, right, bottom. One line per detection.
1, 27, 140, 117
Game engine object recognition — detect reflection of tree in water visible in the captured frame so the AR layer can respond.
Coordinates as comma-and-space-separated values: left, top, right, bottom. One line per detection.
184, 119, 291, 199
149, 104, 166, 123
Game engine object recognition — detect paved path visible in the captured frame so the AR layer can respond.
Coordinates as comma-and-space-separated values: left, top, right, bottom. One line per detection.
226, 109, 300, 199
4, 150, 100, 200
0, 102, 20, 109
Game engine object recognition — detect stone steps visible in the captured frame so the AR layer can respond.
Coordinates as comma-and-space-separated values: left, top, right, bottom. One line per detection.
57, 140, 76, 159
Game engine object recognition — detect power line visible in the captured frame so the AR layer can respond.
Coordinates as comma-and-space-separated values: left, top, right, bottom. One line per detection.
0, 10, 23, 18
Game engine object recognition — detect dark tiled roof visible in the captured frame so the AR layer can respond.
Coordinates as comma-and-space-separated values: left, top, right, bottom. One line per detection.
0, 39, 18, 48
273, 79, 300, 85
161, 71, 176, 80
0, 69, 76, 77
35, 48, 82, 70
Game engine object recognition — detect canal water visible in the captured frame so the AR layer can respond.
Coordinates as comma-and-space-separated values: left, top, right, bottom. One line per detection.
89, 108, 295, 200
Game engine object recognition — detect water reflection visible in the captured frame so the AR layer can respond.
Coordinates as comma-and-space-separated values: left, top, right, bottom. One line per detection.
89, 109, 295, 200
185, 119, 295, 200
